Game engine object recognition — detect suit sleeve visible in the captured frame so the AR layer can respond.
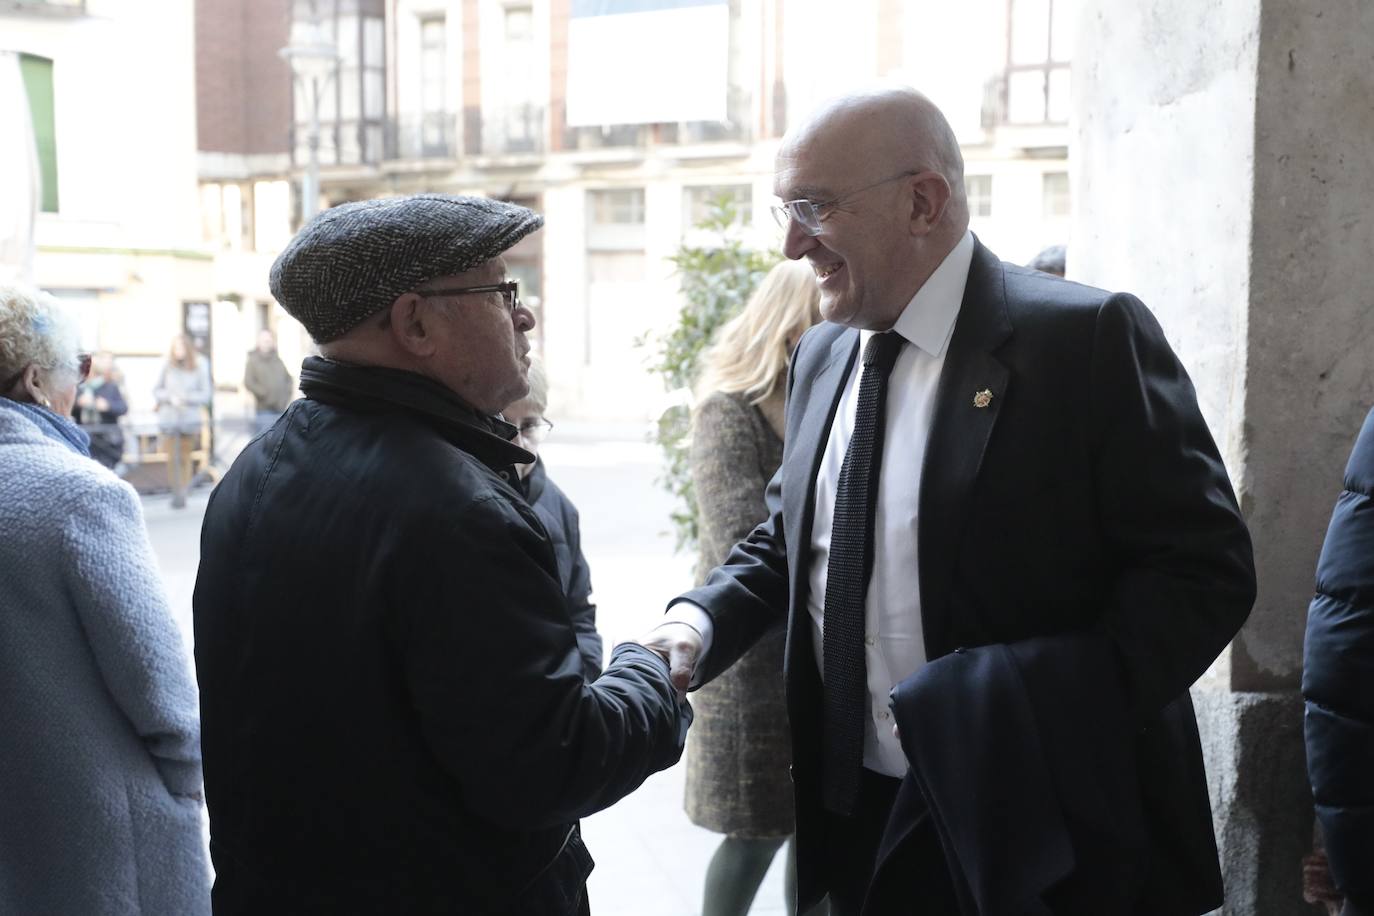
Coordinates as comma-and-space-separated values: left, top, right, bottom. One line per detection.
1303, 408, 1374, 909
1087, 293, 1255, 715
673, 344, 812, 684
398, 492, 690, 830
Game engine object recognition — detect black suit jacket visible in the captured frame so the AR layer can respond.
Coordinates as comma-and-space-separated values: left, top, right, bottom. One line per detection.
678, 239, 1255, 914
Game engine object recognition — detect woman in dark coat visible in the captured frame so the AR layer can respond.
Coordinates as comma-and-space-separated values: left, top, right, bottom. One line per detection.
1304, 405, 1374, 916
686, 259, 822, 916
75, 350, 128, 470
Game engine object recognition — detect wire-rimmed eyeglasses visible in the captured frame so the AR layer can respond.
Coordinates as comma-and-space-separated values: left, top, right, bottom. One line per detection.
515, 416, 554, 443
770, 170, 922, 236
415, 280, 521, 314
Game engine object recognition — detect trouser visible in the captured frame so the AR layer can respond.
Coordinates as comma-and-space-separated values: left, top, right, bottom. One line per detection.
165, 433, 198, 501
820, 769, 960, 916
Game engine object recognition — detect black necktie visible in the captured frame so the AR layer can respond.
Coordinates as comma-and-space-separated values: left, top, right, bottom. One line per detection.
822, 330, 904, 816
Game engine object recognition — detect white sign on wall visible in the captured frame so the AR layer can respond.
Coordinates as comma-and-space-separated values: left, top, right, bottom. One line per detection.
566, 0, 729, 127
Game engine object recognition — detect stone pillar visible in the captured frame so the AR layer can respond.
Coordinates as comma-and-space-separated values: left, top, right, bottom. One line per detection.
1072, 1, 1374, 912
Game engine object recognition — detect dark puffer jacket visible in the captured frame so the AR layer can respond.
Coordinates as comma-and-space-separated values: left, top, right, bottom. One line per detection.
194, 357, 690, 915
1304, 405, 1374, 915
520, 458, 602, 681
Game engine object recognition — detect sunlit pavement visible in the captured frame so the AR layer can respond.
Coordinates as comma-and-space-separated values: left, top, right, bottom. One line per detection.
141, 422, 789, 915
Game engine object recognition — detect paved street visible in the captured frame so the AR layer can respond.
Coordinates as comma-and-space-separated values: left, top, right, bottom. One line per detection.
143, 423, 789, 915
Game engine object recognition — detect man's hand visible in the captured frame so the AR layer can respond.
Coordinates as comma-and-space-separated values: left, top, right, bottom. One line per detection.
637, 622, 703, 698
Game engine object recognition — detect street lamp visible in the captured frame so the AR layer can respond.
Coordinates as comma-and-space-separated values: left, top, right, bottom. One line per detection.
280, 19, 339, 226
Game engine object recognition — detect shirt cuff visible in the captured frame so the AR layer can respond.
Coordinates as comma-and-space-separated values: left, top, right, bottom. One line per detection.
662, 600, 715, 687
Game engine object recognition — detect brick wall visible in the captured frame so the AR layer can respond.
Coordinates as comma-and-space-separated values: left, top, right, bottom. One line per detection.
196, 0, 291, 156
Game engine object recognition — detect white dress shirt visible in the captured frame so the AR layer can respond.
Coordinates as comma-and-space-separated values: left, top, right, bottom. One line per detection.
666, 230, 975, 778
807, 230, 973, 775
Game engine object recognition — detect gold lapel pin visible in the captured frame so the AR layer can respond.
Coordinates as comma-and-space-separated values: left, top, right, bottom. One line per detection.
973, 388, 994, 409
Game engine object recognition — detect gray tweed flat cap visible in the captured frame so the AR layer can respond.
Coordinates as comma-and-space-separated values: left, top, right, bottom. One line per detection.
270, 194, 543, 342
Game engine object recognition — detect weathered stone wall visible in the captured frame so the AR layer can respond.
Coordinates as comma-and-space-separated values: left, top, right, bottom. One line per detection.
1074, 1, 1374, 913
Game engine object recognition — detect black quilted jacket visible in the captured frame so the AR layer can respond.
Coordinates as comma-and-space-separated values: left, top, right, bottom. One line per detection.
1305, 406, 1374, 914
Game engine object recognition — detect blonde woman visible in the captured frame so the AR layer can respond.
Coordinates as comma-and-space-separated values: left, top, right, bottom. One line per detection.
685, 259, 824, 916
154, 333, 211, 508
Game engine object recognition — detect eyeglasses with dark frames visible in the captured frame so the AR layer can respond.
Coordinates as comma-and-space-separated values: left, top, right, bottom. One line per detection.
415, 280, 521, 315
770, 169, 923, 236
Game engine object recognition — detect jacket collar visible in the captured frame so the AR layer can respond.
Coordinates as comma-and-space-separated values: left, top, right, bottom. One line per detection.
298, 356, 534, 471
518, 455, 546, 502
0, 396, 91, 457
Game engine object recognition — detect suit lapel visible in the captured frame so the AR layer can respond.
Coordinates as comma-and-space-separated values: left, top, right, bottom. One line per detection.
781, 327, 857, 694
783, 327, 859, 590
918, 241, 1013, 658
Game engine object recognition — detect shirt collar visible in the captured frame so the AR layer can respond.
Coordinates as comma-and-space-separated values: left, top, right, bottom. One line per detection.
860, 229, 975, 359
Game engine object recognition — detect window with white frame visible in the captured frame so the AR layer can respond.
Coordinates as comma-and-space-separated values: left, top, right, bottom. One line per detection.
1042, 171, 1070, 217
965, 175, 993, 219
1005, 0, 1074, 125
588, 189, 646, 227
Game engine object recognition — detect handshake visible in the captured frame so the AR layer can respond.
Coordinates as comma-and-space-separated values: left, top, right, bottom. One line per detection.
636, 621, 706, 697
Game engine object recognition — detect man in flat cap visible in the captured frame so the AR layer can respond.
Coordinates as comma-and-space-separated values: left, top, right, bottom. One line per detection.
194, 194, 691, 915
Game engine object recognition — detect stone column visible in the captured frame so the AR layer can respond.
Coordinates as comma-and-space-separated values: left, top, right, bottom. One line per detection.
1072, 1, 1374, 912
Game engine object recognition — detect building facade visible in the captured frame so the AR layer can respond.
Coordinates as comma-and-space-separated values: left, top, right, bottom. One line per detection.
3, 0, 216, 422
196, 0, 1075, 421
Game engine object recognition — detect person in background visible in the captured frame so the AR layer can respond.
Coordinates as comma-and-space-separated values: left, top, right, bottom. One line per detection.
504, 354, 603, 681
243, 327, 294, 434
154, 333, 211, 508
686, 258, 823, 916
1303, 405, 1374, 916
1026, 243, 1066, 277
75, 350, 128, 471
0, 284, 210, 915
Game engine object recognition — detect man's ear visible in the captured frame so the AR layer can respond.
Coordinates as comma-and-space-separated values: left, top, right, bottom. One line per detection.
907, 171, 952, 237
387, 293, 439, 357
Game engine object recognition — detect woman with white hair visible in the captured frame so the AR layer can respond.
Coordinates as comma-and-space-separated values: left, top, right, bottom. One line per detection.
685, 259, 826, 916
0, 284, 210, 914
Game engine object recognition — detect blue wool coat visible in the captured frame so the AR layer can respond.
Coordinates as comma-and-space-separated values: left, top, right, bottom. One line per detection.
1305, 406, 1374, 913
0, 403, 210, 915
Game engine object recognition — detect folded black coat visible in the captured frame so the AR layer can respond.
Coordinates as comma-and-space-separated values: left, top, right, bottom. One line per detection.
880, 633, 1218, 916
194, 357, 690, 915
1305, 406, 1374, 914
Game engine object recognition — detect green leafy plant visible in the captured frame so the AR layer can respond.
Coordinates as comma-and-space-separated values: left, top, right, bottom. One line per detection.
640, 195, 779, 551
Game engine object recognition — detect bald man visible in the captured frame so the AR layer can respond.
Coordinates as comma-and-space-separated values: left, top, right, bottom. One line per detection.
643, 88, 1254, 914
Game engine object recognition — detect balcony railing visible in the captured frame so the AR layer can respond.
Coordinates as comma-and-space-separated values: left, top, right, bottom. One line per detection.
385, 113, 458, 161
560, 87, 753, 151
480, 105, 546, 157
981, 65, 1072, 128
0, 0, 85, 14
290, 118, 386, 168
